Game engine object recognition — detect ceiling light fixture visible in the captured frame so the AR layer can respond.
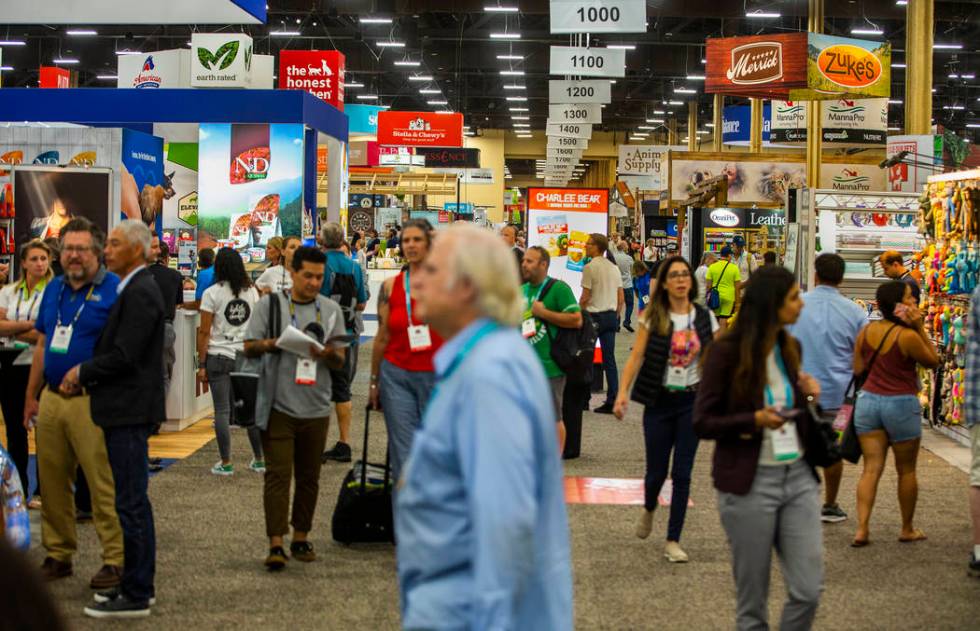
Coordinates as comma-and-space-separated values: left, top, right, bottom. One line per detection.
53, 58, 79, 64
0, 66, 13, 71
892, 62, 906, 68
96, 74, 118, 80
66, 29, 98, 36
490, 32, 521, 39
345, 81, 365, 88
653, 109, 665, 114
408, 75, 433, 81
686, 75, 705, 81
512, 116, 530, 120
0, 40, 26, 46
668, 100, 684, 105
934, 43, 963, 50
705, 123, 715, 128
506, 96, 528, 101
966, 123, 980, 129
513, 123, 531, 127
360, 17, 393, 24
419, 88, 441, 94
427, 100, 449, 105
888, 99, 902, 104
850, 28, 884, 36
356, 95, 380, 100
896, 1, 908, 5
674, 87, 697, 94
376, 41, 406, 47
638, 125, 656, 130
435, 110, 455, 114
646, 118, 665, 123
510, 107, 529, 112
484, 5, 519, 11
496, 54, 524, 60
503, 84, 526, 90
517, 134, 533, 138
115, 50, 142, 56
271, 30, 301, 36
394, 60, 421, 67
500, 70, 524, 76
606, 44, 636, 50
745, 11, 781, 18
943, 105, 965, 110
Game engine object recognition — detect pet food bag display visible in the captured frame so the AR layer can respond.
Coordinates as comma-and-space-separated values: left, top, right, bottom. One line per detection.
565, 230, 590, 272
536, 214, 569, 258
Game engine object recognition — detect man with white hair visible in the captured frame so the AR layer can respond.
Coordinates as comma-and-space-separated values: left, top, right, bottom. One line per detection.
60, 219, 166, 619
395, 225, 572, 630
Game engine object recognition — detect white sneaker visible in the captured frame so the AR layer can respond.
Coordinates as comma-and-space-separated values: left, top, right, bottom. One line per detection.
664, 541, 689, 563
211, 461, 234, 476
636, 509, 654, 539
249, 459, 266, 473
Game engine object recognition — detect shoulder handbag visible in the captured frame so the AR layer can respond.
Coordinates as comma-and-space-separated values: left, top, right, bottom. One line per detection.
229, 292, 281, 428
706, 261, 730, 311
836, 323, 899, 463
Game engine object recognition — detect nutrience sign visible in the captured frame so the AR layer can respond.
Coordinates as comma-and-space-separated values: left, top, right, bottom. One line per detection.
376, 111, 464, 148
279, 50, 345, 111
417, 147, 480, 168
725, 42, 783, 85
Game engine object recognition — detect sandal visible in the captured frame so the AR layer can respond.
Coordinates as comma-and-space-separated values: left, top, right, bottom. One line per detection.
898, 529, 927, 543
850, 539, 870, 548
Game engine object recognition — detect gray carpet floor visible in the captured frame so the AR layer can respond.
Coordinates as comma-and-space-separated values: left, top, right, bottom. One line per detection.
29, 333, 980, 630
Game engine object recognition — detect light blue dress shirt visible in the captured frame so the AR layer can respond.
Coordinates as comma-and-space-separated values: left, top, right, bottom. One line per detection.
395, 318, 573, 631
789, 285, 868, 410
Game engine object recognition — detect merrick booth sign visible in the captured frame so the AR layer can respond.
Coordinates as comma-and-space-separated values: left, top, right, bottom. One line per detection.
376, 111, 464, 148
706, 32, 890, 101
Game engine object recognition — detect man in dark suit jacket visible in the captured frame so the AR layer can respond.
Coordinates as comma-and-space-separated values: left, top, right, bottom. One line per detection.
60, 219, 165, 619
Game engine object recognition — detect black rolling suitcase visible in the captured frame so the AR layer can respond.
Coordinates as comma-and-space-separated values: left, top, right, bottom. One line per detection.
331, 405, 395, 544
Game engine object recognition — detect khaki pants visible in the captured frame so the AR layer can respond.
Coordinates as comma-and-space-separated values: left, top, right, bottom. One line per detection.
261, 409, 328, 537
37, 389, 124, 565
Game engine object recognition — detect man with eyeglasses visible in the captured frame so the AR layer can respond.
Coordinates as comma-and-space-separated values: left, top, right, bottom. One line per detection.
581, 233, 624, 415
23, 218, 124, 591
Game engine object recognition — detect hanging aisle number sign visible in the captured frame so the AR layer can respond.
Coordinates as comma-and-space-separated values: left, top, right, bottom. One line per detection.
550, 46, 626, 78
549, 0, 647, 34
549, 103, 603, 124
549, 79, 612, 104
547, 147, 583, 158
546, 122, 593, 139
548, 136, 589, 149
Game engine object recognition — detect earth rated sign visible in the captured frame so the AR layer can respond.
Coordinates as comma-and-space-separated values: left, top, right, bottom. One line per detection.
191, 33, 253, 88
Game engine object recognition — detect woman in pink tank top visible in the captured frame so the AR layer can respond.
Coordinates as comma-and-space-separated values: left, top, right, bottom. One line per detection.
851, 281, 939, 547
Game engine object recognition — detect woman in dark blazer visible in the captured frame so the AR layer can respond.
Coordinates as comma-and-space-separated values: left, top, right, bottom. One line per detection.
694, 266, 825, 631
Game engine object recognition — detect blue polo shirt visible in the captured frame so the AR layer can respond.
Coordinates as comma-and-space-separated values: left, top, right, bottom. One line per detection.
35, 268, 120, 387
322, 251, 368, 334
195, 266, 215, 301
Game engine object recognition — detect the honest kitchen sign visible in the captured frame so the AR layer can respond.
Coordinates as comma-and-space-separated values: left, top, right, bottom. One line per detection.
191, 33, 253, 88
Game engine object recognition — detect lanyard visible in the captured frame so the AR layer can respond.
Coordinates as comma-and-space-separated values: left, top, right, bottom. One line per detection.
286, 292, 321, 328
13, 282, 41, 322
524, 279, 547, 312
404, 269, 415, 325
764, 342, 795, 408
424, 321, 498, 424
56, 282, 96, 328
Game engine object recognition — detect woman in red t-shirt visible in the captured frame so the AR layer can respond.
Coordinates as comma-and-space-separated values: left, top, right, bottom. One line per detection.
369, 220, 444, 482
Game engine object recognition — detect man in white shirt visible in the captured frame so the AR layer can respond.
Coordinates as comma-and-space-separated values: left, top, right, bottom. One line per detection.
580, 233, 624, 414
731, 236, 758, 285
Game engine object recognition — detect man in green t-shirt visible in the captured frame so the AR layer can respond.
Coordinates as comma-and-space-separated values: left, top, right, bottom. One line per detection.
521, 246, 583, 452
705, 245, 742, 329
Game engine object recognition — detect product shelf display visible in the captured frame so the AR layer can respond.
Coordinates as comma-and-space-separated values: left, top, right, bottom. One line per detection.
689, 206, 787, 270
803, 189, 921, 300
913, 169, 980, 446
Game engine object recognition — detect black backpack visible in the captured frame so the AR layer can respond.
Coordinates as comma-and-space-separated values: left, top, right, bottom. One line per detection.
539, 279, 598, 385
324, 264, 358, 332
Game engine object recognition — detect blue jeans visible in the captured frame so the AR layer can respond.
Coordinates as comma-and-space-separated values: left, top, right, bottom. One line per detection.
379, 360, 437, 482
622, 288, 635, 328
853, 390, 923, 443
593, 311, 619, 405
642, 391, 699, 541
103, 424, 155, 603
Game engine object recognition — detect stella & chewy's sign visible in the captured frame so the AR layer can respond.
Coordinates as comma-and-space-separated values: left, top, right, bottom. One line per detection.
528, 188, 608, 213
279, 50, 345, 111
706, 32, 889, 101
376, 111, 464, 148
191, 33, 253, 89
725, 41, 783, 85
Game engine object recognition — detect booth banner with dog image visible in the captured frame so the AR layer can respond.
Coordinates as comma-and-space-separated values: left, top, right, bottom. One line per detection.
121, 129, 166, 234
198, 123, 304, 261
278, 50, 345, 111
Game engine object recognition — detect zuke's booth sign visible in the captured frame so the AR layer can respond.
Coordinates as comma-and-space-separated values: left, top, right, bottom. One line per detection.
706, 32, 890, 101
278, 50, 345, 111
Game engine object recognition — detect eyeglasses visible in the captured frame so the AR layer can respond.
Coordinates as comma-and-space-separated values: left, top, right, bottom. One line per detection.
666, 270, 691, 280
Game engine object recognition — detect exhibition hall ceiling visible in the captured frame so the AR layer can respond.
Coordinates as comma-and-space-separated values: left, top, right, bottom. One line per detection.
0, 1, 977, 139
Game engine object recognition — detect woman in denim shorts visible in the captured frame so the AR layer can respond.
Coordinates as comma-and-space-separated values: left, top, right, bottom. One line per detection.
851, 281, 938, 547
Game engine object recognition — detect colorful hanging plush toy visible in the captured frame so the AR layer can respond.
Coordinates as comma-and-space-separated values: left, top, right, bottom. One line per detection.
0, 446, 30, 551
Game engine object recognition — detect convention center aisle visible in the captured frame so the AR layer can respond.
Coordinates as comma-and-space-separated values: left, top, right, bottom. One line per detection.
25, 337, 979, 630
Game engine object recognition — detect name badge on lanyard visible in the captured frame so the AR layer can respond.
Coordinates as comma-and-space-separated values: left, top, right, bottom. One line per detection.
522, 280, 547, 339
665, 366, 688, 389
50, 325, 73, 354
295, 358, 317, 385
404, 270, 433, 352
521, 318, 536, 338
771, 422, 800, 461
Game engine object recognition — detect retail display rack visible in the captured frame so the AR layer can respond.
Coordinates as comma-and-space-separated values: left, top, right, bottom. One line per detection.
915, 169, 980, 446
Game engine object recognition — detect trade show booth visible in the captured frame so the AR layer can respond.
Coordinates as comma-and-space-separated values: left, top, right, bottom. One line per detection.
0, 88, 349, 430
